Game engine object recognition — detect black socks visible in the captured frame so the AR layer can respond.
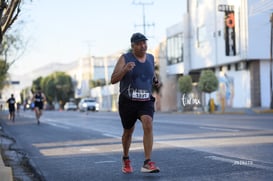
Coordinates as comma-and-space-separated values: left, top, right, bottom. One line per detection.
144, 159, 151, 165
123, 156, 129, 160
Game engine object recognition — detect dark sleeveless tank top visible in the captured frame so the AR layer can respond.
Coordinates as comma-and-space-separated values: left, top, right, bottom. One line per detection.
34, 93, 43, 103
120, 52, 154, 101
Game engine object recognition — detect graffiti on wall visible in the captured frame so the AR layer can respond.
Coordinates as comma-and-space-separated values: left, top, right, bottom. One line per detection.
217, 73, 234, 108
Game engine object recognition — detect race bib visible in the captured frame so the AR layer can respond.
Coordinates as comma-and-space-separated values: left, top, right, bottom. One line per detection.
35, 98, 42, 102
128, 88, 150, 101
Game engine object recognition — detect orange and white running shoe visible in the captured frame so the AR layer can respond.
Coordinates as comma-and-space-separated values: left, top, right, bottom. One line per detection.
122, 159, 133, 173
141, 161, 160, 173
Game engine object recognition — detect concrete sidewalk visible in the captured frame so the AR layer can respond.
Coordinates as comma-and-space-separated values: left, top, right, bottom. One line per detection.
215, 107, 273, 114
0, 125, 13, 181
187, 106, 273, 115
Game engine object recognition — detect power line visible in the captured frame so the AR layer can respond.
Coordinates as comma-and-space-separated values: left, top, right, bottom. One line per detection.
132, 0, 155, 35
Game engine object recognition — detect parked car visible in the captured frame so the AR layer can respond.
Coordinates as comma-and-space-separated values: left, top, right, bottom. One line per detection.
64, 102, 78, 111
78, 98, 99, 112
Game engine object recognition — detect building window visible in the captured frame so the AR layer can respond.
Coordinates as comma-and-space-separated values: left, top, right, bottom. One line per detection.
167, 33, 183, 65
197, 25, 206, 47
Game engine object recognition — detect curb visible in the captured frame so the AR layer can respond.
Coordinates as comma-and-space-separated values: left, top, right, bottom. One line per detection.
0, 149, 13, 181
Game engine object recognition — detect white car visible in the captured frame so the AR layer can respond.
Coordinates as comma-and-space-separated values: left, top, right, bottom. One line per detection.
64, 102, 78, 111
78, 98, 99, 112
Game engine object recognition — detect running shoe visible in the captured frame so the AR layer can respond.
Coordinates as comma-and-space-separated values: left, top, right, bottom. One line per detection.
122, 159, 133, 173
141, 161, 160, 173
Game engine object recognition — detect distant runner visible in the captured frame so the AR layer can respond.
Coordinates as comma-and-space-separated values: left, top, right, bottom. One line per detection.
6, 94, 16, 122
32, 87, 46, 125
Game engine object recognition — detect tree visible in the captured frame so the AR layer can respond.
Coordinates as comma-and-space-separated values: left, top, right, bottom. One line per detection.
178, 75, 192, 94
0, 1, 31, 93
0, 59, 9, 90
32, 76, 43, 92
178, 75, 193, 111
41, 75, 55, 104
198, 70, 218, 93
53, 72, 74, 107
198, 70, 218, 112
0, 0, 25, 43
0, 33, 23, 90
38, 72, 74, 107
20, 86, 31, 104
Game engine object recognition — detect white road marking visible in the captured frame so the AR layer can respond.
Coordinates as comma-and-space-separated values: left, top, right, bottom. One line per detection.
46, 122, 70, 129
79, 148, 97, 152
94, 161, 116, 164
103, 133, 120, 139
200, 126, 240, 132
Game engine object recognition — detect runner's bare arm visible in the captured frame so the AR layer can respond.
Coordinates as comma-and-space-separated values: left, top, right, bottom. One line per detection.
111, 55, 135, 84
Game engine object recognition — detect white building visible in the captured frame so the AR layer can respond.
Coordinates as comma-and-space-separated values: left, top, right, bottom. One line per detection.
73, 55, 118, 99
162, 0, 273, 111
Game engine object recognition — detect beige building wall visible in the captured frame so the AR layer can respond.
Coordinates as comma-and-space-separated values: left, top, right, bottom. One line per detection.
160, 75, 178, 112
156, 41, 178, 112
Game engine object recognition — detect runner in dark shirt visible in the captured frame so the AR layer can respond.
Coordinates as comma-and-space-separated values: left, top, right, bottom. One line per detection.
32, 87, 46, 125
6, 94, 16, 122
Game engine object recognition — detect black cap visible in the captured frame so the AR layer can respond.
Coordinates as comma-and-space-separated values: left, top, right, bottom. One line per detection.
130, 33, 148, 43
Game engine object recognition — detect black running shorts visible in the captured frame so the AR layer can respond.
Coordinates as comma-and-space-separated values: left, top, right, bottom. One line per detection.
9, 106, 15, 113
35, 102, 44, 110
118, 94, 155, 129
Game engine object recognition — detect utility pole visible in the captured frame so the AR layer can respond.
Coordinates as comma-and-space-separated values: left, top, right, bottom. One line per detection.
132, 0, 154, 35
270, 13, 273, 109
84, 40, 95, 89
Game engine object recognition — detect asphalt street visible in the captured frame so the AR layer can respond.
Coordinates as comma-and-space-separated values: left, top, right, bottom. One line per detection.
0, 110, 273, 181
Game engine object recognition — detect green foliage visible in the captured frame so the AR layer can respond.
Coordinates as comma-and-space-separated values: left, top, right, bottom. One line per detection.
0, 59, 9, 90
0, 34, 24, 91
31, 76, 43, 92
198, 70, 218, 93
20, 87, 32, 104
30, 72, 74, 106
0, 0, 32, 91
41, 75, 55, 104
178, 75, 192, 94
0, 34, 22, 55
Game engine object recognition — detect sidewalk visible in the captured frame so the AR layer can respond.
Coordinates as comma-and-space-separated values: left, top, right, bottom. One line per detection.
0, 111, 42, 181
0, 124, 13, 181
187, 106, 273, 115
215, 107, 273, 114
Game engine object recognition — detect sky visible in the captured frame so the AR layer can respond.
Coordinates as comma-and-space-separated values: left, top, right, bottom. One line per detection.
9, 0, 186, 75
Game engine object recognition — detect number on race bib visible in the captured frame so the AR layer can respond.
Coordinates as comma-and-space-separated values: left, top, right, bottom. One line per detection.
129, 89, 150, 101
